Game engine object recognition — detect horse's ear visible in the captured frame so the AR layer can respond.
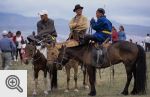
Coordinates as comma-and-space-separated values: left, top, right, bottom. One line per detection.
62, 44, 66, 48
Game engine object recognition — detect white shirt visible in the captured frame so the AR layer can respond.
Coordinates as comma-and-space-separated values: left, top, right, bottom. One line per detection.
144, 36, 150, 43
16, 36, 22, 49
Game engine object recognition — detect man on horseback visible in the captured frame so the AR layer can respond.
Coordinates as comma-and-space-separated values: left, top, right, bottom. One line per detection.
83, 8, 112, 45
27, 10, 57, 44
68, 4, 88, 42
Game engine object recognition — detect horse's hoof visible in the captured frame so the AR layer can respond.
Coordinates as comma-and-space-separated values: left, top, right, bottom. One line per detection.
64, 89, 69, 93
32, 92, 37, 97
88, 91, 96, 96
74, 89, 79, 92
84, 85, 89, 90
121, 91, 128, 95
52, 87, 58, 91
32, 93, 37, 97
44, 91, 49, 95
48, 88, 51, 92
131, 90, 137, 95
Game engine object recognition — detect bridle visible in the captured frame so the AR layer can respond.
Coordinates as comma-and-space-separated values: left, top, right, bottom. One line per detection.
56, 46, 68, 68
24, 45, 42, 62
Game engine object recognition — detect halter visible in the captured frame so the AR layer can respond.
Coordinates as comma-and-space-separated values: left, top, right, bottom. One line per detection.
56, 46, 68, 68
32, 50, 42, 62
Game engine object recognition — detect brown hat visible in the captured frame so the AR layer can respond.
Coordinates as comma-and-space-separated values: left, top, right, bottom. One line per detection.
73, 4, 83, 12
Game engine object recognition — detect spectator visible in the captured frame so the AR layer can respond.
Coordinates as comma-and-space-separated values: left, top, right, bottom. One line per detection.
8, 31, 15, 60
111, 26, 118, 43
118, 25, 126, 41
13, 31, 25, 61
8, 31, 14, 40
0, 30, 16, 69
129, 39, 133, 43
144, 34, 150, 51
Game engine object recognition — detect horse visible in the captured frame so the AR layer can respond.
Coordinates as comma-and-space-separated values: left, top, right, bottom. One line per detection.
46, 43, 89, 92
22, 43, 56, 96
56, 41, 147, 96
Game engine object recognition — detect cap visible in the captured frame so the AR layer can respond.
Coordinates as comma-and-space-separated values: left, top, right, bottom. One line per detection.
2, 30, 8, 36
38, 10, 48, 16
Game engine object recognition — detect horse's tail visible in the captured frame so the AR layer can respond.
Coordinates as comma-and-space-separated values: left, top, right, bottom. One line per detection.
135, 45, 147, 94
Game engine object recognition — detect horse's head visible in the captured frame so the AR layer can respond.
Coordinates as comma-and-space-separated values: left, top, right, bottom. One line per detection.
56, 45, 69, 70
22, 42, 36, 64
47, 44, 59, 65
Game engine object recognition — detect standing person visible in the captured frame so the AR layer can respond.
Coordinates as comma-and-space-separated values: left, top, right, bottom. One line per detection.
82, 8, 112, 45
8, 31, 15, 60
144, 34, 150, 51
118, 25, 126, 41
13, 31, 24, 61
69, 4, 88, 42
8, 31, 14, 40
111, 26, 118, 43
0, 30, 16, 70
27, 31, 37, 43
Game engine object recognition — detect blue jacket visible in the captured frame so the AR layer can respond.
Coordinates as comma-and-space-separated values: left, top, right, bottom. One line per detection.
118, 31, 126, 41
0, 36, 16, 52
90, 16, 112, 43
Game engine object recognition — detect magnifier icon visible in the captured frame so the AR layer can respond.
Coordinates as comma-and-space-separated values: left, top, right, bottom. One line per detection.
5, 75, 23, 93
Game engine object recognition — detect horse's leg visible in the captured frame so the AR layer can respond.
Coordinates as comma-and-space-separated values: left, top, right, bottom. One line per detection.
43, 70, 48, 95
33, 70, 39, 96
121, 64, 133, 95
74, 63, 78, 92
87, 66, 96, 96
48, 70, 52, 92
64, 66, 70, 92
83, 66, 89, 89
51, 65, 58, 90
131, 66, 137, 95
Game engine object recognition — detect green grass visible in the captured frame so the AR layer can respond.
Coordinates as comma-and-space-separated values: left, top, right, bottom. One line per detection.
0, 52, 150, 97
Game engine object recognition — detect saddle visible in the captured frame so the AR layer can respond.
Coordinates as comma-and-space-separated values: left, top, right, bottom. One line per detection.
92, 38, 111, 68
47, 39, 79, 49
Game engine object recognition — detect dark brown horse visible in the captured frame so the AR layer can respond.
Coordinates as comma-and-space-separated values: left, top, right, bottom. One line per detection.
56, 41, 147, 96
22, 43, 57, 96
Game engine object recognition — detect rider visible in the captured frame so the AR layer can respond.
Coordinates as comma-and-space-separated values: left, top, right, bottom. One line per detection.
68, 4, 88, 42
83, 8, 112, 45
27, 10, 57, 44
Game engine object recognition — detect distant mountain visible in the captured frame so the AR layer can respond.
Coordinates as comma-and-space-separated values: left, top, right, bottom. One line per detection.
0, 12, 150, 40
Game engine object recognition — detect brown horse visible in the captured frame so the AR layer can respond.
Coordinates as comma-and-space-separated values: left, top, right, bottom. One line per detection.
47, 44, 89, 92
22, 43, 56, 96
56, 41, 147, 96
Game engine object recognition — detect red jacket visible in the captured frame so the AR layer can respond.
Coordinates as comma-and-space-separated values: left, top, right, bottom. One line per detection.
112, 31, 118, 42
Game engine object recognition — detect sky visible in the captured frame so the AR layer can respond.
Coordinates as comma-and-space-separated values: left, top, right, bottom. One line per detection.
0, 0, 150, 26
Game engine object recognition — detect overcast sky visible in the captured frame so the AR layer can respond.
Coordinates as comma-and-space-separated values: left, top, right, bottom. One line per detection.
0, 0, 150, 26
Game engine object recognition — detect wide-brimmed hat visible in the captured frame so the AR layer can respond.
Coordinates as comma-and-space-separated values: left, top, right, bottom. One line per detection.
73, 4, 83, 12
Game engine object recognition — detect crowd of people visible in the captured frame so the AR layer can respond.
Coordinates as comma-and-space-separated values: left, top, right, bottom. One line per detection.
0, 30, 25, 69
0, 4, 150, 70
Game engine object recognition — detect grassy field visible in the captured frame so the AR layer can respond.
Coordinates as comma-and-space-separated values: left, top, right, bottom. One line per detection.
0, 52, 150, 97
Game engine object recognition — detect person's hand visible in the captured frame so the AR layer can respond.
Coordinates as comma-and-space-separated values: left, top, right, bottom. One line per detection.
90, 17, 95, 24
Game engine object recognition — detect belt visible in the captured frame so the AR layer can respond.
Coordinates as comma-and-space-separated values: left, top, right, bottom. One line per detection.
102, 30, 111, 35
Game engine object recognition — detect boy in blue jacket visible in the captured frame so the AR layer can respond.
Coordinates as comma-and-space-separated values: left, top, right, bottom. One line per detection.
83, 8, 112, 44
